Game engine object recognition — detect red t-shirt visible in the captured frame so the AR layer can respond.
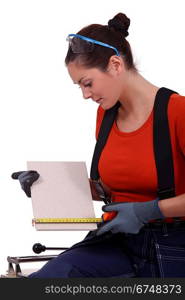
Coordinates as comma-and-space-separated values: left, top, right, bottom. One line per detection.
96, 93, 185, 210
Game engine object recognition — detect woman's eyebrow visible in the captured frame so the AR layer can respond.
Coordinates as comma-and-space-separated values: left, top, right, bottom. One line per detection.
73, 77, 86, 84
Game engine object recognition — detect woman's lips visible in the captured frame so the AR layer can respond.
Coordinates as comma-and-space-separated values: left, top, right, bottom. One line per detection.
96, 98, 103, 104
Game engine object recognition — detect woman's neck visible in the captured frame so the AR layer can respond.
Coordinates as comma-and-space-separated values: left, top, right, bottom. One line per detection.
118, 71, 159, 121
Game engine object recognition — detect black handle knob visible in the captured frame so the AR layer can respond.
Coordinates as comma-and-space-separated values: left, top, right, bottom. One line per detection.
32, 243, 46, 254
32, 243, 69, 254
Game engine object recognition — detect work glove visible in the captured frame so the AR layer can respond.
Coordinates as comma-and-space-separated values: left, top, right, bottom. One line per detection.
96, 199, 164, 236
11, 170, 40, 197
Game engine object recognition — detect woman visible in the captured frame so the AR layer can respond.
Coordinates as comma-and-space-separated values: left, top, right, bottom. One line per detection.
12, 13, 185, 277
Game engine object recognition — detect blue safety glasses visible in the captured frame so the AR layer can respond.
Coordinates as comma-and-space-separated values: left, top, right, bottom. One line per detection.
66, 34, 120, 56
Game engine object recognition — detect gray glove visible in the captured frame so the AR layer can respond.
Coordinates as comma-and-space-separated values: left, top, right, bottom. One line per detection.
11, 170, 40, 197
96, 199, 164, 235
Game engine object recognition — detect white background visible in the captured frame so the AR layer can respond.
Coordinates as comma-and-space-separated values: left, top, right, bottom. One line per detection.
0, 0, 185, 276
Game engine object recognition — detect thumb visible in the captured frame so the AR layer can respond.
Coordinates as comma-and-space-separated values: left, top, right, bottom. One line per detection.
102, 202, 123, 212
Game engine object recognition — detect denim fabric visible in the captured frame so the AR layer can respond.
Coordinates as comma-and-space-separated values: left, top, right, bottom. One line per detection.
28, 221, 185, 278
123, 221, 185, 277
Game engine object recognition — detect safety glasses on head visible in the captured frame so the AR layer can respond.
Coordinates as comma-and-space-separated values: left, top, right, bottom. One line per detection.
66, 34, 120, 56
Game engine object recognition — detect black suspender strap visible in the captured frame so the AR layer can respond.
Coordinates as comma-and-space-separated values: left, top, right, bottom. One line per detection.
90, 87, 178, 200
90, 101, 120, 180
153, 87, 177, 199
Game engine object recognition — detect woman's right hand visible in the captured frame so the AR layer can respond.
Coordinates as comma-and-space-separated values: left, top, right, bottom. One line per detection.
11, 170, 40, 197
89, 178, 112, 202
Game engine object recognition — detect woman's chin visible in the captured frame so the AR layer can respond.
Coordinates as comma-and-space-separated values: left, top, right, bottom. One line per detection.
100, 102, 116, 110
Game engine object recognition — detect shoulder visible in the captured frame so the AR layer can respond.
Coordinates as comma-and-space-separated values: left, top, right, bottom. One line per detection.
95, 105, 105, 139
168, 93, 185, 119
96, 105, 105, 120
168, 92, 185, 154
96, 105, 105, 129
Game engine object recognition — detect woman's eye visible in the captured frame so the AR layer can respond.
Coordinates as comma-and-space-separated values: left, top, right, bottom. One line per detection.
84, 83, 92, 88
78, 82, 92, 89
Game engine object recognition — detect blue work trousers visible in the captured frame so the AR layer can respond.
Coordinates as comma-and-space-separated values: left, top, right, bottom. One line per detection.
29, 221, 185, 278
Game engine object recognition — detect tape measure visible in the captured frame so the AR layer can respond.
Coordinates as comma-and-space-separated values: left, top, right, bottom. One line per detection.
33, 217, 102, 224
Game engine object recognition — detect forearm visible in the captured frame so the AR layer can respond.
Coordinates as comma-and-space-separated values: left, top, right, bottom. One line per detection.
158, 193, 185, 217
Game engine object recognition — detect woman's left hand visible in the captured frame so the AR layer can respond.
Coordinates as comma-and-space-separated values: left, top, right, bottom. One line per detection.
96, 199, 164, 235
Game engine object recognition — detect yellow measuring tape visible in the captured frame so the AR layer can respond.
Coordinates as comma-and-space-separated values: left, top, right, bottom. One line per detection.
33, 217, 102, 224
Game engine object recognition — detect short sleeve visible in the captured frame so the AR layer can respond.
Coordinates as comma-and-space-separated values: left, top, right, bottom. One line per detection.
174, 95, 185, 156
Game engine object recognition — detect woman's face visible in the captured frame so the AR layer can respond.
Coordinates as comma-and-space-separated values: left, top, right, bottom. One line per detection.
67, 59, 123, 110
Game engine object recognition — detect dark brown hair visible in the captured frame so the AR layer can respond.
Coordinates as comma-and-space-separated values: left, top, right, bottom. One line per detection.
65, 13, 137, 72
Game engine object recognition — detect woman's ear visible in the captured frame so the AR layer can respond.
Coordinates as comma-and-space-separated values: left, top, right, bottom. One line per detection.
106, 55, 124, 76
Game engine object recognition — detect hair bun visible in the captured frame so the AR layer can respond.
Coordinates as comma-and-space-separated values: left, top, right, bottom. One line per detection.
108, 13, 130, 37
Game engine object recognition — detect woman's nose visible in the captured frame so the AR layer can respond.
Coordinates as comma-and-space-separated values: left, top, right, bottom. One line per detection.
82, 89, 92, 100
